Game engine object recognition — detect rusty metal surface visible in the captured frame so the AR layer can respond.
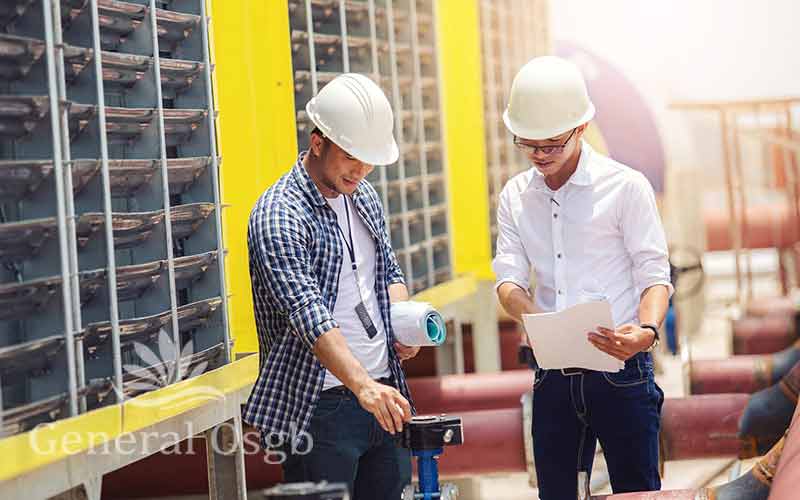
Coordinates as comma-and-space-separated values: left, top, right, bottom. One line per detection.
408, 370, 534, 414
732, 314, 796, 355
690, 340, 800, 395
661, 394, 751, 460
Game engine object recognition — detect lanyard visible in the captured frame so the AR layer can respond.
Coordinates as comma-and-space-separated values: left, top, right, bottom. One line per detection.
336, 196, 358, 274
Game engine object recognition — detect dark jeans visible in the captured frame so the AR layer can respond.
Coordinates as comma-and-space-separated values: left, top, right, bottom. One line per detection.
532, 352, 664, 499
280, 388, 411, 499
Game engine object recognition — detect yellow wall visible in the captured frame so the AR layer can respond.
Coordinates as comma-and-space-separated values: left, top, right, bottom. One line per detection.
437, 0, 494, 281
211, 1, 297, 356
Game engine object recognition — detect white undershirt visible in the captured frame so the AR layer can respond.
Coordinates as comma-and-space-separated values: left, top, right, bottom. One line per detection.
323, 195, 390, 390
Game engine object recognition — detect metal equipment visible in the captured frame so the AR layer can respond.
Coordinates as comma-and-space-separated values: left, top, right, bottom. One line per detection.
399, 415, 464, 500
263, 482, 349, 500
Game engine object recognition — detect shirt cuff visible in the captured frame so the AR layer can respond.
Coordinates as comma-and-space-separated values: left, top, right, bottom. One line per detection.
289, 301, 339, 351
637, 280, 675, 300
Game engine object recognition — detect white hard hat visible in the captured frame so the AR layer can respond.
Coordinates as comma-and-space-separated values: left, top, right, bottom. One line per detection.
305, 73, 399, 166
503, 56, 596, 140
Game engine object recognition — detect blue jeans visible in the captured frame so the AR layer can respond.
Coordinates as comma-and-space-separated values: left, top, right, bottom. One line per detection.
280, 388, 411, 499
532, 352, 664, 499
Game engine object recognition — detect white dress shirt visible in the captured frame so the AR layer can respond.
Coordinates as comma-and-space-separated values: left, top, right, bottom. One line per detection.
492, 141, 673, 327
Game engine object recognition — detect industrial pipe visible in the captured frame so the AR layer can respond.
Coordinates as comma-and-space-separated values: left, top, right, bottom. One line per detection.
738, 359, 800, 456
732, 313, 796, 355
591, 435, 785, 500
688, 340, 800, 394
408, 370, 534, 414
100, 391, 765, 498
746, 295, 796, 318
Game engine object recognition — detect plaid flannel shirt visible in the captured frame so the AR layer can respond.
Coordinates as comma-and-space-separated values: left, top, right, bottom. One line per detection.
244, 153, 412, 443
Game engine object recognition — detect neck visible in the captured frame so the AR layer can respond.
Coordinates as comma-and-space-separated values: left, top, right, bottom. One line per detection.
303, 152, 338, 198
544, 144, 583, 191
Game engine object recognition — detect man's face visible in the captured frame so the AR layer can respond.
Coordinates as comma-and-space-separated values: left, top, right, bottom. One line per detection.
311, 134, 375, 196
514, 126, 584, 178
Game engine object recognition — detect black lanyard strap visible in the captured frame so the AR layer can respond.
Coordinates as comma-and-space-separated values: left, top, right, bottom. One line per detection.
335, 196, 357, 272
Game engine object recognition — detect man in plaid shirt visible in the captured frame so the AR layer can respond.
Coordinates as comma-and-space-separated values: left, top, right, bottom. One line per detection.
244, 74, 418, 498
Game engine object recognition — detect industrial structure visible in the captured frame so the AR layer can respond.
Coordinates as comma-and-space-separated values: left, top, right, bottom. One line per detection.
2, 1, 800, 499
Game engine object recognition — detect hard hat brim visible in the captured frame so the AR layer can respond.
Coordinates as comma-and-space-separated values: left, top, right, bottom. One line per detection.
306, 98, 400, 166
502, 103, 596, 141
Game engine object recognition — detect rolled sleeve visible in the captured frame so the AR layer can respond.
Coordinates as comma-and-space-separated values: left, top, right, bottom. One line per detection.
250, 202, 339, 351
492, 185, 532, 293
621, 173, 675, 299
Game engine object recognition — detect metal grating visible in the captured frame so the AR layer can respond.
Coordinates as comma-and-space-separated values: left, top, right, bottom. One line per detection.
480, 0, 551, 255
0, 0, 229, 438
289, 0, 451, 295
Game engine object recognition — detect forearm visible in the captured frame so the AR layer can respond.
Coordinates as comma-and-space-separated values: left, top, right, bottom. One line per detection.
313, 328, 372, 392
388, 282, 410, 303
497, 282, 541, 323
638, 284, 670, 326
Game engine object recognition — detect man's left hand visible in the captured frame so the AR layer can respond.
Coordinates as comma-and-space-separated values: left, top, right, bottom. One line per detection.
394, 342, 420, 361
587, 324, 655, 361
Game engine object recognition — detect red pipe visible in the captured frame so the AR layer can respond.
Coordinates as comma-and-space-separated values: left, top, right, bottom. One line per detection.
99, 390, 762, 496
704, 202, 796, 251
660, 394, 751, 461
689, 340, 800, 394
408, 370, 533, 414
732, 313, 796, 355
746, 295, 796, 317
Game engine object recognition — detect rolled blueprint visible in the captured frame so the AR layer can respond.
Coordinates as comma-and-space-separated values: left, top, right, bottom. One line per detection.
391, 301, 447, 346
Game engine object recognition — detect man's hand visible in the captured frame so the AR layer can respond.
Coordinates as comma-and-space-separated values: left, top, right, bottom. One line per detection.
394, 341, 419, 361
587, 324, 655, 361
355, 380, 412, 434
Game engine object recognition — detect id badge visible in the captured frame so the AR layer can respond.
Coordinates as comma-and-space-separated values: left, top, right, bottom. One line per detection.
355, 301, 378, 339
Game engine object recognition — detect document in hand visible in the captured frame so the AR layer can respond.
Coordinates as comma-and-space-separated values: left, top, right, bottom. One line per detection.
522, 301, 624, 372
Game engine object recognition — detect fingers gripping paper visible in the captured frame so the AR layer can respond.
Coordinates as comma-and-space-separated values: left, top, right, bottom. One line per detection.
522, 301, 623, 372
390, 301, 447, 346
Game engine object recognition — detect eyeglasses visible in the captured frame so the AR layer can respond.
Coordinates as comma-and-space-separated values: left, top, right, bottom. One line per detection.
514, 128, 577, 156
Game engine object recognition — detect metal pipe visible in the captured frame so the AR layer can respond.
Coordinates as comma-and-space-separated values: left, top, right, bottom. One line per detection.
199, 0, 233, 363
50, 0, 87, 411
409, 370, 533, 414
746, 295, 796, 317
90, 0, 124, 402
688, 340, 800, 394
732, 313, 796, 355
42, 0, 79, 418
591, 435, 784, 500
148, 0, 183, 381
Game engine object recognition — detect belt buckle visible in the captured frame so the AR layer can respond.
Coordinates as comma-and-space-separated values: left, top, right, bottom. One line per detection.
561, 367, 584, 376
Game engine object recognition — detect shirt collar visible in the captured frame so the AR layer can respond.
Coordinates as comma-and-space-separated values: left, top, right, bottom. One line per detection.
291, 151, 366, 207
526, 140, 594, 193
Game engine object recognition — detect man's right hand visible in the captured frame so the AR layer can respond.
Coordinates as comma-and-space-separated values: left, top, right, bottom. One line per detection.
355, 380, 411, 435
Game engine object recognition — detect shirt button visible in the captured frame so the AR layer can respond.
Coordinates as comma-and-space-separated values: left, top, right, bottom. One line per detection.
557, 253, 562, 259
557, 290, 563, 295
553, 213, 558, 219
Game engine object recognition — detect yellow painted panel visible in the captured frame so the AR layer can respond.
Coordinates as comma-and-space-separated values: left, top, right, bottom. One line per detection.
211, 1, 298, 356
436, 0, 494, 281
123, 355, 258, 433
411, 275, 478, 310
0, 356, 259, 482
0, 404, 122, 482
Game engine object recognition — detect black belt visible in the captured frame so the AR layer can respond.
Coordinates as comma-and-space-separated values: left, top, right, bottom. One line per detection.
322, 377, 395, 396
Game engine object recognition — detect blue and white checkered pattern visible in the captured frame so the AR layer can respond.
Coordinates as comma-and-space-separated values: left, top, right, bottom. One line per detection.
244, 153, 411, 442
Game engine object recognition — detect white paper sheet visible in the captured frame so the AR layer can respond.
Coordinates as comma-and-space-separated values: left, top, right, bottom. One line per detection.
522, 301, 624, 372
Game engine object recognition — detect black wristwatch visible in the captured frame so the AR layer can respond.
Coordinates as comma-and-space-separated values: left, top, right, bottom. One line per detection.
640, 323, 660, 352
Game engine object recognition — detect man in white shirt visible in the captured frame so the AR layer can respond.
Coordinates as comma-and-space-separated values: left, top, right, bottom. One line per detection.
493, 56, 673, 498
